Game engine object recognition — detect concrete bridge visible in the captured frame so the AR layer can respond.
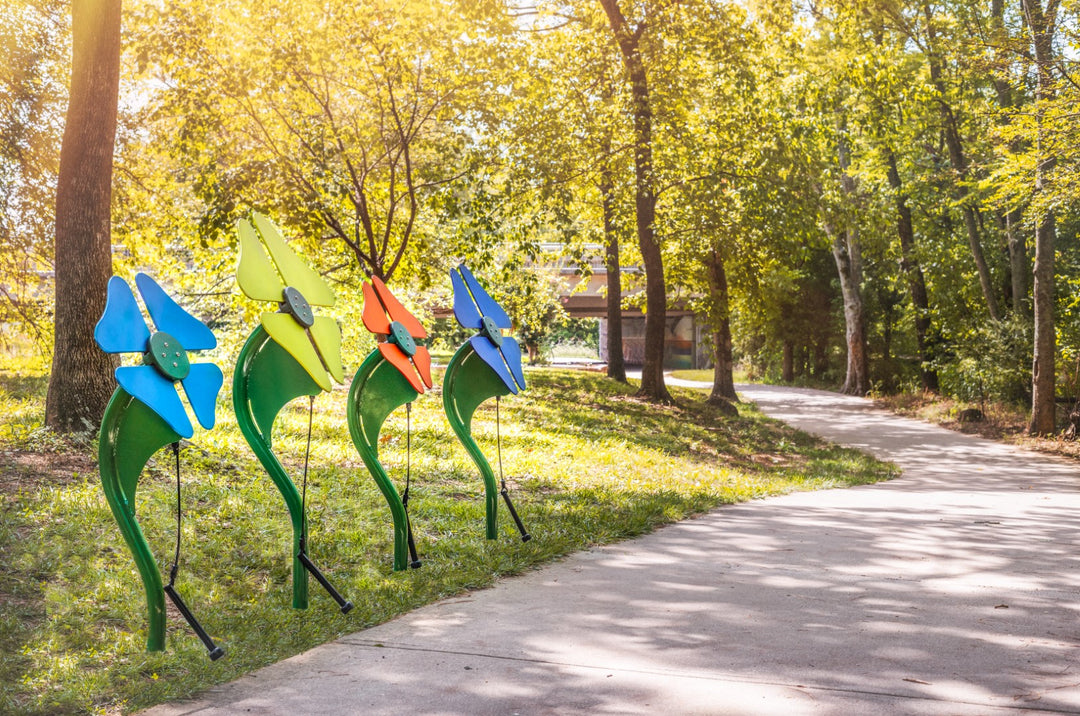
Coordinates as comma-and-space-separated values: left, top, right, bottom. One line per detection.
552, 253, 706, 371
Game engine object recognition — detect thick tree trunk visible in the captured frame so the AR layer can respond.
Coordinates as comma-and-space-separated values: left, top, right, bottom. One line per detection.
598, 0, 670, 402
782, 341, 794, 383
1024, 0, 1057, 435
1030, 210, 1056, 433
885, 152, 938, 392
826, 134, 870, 396
828, 223, 870, 396
600, 168, 626, 383
45, 0, 122, 432
706, 250, 737, 404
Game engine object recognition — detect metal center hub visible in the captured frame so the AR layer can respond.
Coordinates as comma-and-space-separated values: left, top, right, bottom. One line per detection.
389, 321, 416, 357
282, 286, 314, 328
146, 331, 190, 381
481, 315, 503, 347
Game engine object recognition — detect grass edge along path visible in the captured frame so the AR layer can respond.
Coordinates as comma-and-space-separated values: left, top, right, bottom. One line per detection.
0, 367, 897, 715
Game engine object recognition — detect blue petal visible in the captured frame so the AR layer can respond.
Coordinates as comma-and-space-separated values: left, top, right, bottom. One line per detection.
470, 335, 519, 395
450, 268, 482, 329
181, 362, 223, 431
458, 264, 511, 328
115, 365, 194, 438
95, 277, 150, 353
499, 336, 526, 392
135, 273, 216, 351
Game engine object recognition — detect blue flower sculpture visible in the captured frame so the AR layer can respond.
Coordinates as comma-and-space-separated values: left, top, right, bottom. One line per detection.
95, 273, 223, 438
450, 263, 526, 394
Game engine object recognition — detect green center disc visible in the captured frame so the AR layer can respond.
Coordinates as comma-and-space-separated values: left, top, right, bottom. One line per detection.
147, 331, 190, 381
282, 286, 315, 328
481, 315, 503, 347
389, 321, 416, 357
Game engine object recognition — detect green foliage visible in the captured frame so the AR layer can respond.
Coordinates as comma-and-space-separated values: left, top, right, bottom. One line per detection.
937, 318, 1033, 407
0, 0, 67, 350
0, 367, 895, 714
11, 0, 1080, 435
551, 318, 600, 353
489, 268, 566, 363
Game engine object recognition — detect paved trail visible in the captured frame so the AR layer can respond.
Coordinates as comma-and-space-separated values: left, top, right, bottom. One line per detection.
146, 385, 1080, 715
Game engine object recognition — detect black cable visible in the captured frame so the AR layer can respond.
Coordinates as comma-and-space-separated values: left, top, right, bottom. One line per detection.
496, 396, 505, 490
161, 444, 227, 659
403, 402, 411, 507
300, 395, 314, 552
403, 401, 421, 568
496, 396, 531, 542
294, 395, 355, 609
167, 441, 181, 587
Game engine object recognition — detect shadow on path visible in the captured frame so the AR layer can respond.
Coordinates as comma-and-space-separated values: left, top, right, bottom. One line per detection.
146, 385, 1080, 716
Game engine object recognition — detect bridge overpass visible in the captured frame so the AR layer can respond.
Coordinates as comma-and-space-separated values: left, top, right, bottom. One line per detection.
556, 262, 706, 371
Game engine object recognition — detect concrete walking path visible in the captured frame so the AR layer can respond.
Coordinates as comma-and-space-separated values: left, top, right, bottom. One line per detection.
145, 384, 1080, 715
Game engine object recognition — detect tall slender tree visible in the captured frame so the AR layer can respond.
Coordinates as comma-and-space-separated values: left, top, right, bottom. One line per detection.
886, 151, 938, 392
825, 124, 870, 396
600, 163, 627, 382
1022, 0, 1059, 434
597, 0, 671, 401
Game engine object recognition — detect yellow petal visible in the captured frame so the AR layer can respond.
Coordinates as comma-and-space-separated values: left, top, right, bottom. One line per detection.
310, 315, 344, 384
236, 218, 285, 302
260, 312, 331, 392
251, 212, 335, 307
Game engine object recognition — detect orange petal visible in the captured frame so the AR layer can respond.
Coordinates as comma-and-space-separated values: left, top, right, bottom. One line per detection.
372, 277, 426, 339
378, 343, 425, 393
362, 281, 391, 334
411, 345, 433, 388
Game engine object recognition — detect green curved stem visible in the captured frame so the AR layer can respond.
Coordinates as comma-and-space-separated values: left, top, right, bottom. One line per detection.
442, 343, 511, 539
98, 388, 182, 651
346, 349, 420, 571
233, 326, 321, 608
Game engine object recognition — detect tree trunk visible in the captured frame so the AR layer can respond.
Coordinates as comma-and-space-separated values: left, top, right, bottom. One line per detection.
813, 339, 828, 378
45, 0, 122, 433
989, 0, 1028, 319
827, 223, 870, 396
1024, 0, 1057, 435
960, 202, 1000, 322
706, 250, 737, 403
1005, 209, 1028, 316
598, 0, 670, 402
922, 1, 1000, 322
1030, 209, 1056, 434
885, 152, 939, 392
782, 341, 794, 383
600, 168, 626, 383
826, 133, 870, 396
990, 0, 1028, 319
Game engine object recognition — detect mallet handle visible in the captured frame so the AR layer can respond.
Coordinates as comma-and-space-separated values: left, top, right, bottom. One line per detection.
297, 550, 354, 614
406, 523, 422, 569
500, 488, 531, 542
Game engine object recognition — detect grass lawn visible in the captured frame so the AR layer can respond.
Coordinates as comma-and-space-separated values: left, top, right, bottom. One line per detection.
670, 369, 713, 383
0, 364, 896, 715
873, 390, 1080, 459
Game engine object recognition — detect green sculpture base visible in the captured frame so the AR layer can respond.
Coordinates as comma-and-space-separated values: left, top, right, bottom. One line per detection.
98, 388, 182, 652
347, 349, 421, 571
233, 326, 321, 608
442, 342, 512, 540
